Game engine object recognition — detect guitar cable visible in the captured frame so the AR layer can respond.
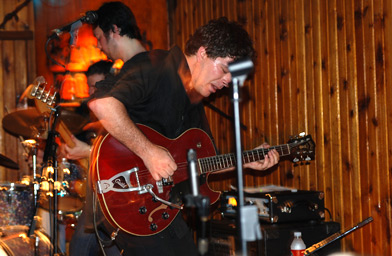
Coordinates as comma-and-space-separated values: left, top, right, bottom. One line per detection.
92, 190, 120, 256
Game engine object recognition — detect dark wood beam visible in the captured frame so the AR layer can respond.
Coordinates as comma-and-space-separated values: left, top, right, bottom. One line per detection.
0, 30, 33, 40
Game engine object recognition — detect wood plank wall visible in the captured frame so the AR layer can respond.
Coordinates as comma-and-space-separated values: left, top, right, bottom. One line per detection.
169, 0, 392, 255
0, 0, 35, 181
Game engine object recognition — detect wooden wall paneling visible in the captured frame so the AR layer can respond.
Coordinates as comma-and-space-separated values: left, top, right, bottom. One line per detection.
252, 0, 269, 188
383, 0, 392, 255
304, 0, 315, 191
312, 0, 325, 196
326, 0, 340, 222
273, 0, 286, 188
292, 0, 306, 189
269, 0, 281, 188
0, 0, 35, 182
318, 0, 334, 222
354, 0, 372, 253
241, 0, 258, 189
2, 37, 17, 182
373, 0, 389, 252
337, 0, 353, 251
247, 0, 264, 188
282, 0, 298, 188
263, 0, 276, 186
362, 1, 380, 254
343, 0, 363, 252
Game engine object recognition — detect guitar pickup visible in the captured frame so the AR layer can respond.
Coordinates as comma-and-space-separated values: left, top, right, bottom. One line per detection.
96, 167, 149, 194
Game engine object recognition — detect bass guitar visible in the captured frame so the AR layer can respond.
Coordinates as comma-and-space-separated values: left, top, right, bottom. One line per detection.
91, 124, 315, 236
27, 76, 89, 170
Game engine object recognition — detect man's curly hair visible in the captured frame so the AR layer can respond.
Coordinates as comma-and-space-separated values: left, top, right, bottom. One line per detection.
185, 17, 255, 61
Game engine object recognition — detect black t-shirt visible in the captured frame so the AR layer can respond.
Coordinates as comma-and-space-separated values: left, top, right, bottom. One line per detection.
90, 47, 209, 254
94, 46, 211, 139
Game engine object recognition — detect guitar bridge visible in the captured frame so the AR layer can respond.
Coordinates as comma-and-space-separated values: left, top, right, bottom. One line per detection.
96, 167, 150, 194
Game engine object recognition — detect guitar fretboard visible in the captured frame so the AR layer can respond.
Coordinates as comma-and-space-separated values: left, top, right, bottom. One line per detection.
198, 144, 291, 174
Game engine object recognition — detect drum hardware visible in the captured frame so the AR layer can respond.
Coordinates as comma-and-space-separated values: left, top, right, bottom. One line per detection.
0, 154, 19, 170
1, 79, 87, 255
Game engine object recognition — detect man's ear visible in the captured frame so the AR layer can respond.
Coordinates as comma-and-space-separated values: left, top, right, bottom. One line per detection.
111, 25, 121, 35
196, 46, 207, 61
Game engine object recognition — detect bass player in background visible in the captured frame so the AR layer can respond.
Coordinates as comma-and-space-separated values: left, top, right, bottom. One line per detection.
87, 1, 280, 255
61, 60, 117, 255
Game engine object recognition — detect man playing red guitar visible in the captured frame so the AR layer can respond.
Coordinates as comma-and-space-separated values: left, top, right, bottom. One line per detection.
88, 2, 279, 255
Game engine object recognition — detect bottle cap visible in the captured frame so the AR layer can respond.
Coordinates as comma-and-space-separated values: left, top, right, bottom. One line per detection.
294, 231, 302, 237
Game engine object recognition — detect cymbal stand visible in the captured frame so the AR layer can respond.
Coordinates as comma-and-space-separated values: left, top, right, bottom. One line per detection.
24, 139, 41, 256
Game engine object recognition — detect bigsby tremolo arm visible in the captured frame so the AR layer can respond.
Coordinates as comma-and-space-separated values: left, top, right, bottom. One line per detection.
144, 184, 183, 210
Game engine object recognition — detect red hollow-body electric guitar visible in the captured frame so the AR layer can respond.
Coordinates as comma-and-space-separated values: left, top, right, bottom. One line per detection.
91, 124, 315, 236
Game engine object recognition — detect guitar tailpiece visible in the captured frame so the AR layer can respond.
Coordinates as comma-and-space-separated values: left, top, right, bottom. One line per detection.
111, 228, 119, 240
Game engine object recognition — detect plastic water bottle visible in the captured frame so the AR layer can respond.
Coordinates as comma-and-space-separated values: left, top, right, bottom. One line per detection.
290, 231, 306, 256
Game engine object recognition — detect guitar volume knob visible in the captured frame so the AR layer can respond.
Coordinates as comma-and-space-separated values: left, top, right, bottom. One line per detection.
150, 223, 158, 231
139, 206, 147, 214
162, 212, 169, 219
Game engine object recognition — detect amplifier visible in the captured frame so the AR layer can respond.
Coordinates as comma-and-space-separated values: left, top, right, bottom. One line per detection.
221, 190, 325, 223
207, 219, 341, 256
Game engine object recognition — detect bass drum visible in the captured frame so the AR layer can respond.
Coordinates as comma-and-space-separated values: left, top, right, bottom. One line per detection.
0, 183, 34, 226
0, 225, 51, 256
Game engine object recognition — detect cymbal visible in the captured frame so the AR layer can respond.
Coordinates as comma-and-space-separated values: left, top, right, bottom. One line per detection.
2, 108, 88, 138
2, 108, 47, 139
0, 154, 19, 170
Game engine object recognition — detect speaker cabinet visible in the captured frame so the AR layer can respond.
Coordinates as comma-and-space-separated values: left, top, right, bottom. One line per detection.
207, 219, 341, 256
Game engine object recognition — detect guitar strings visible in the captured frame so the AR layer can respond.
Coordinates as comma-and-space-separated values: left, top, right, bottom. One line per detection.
103, 141, 303, 180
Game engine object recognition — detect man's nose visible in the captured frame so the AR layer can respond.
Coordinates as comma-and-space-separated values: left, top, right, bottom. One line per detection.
223, 73, 232, 87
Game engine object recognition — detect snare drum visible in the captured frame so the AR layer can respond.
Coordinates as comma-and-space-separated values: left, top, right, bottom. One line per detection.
0, 183, 34, 226
0, 225, 51, 256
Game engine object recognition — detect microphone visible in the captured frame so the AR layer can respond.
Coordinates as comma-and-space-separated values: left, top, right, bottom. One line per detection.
228, 57, 254, 87
187, 149, 199, 196
49, 11, 98, 39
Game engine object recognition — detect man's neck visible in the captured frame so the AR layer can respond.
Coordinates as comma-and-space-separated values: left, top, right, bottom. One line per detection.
181, 55, 203, 104
119, 38, 146, 62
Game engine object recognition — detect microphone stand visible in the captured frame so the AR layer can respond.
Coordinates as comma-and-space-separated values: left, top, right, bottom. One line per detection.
228, 58, 261, 256
185, 149, 210, 255
42, 107, 62, 256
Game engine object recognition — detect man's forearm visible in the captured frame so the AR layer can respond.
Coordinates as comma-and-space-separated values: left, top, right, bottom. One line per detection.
88, 97, 152, 157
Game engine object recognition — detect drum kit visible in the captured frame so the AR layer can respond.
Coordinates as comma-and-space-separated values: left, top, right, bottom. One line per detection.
0, 80, 89, 255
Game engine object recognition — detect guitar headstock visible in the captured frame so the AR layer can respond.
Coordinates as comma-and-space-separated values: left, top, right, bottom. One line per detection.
28, 76, 57, 111
287, 133, 315, 164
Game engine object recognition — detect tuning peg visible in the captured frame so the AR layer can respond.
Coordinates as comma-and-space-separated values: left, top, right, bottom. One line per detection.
47, 91, 57, 106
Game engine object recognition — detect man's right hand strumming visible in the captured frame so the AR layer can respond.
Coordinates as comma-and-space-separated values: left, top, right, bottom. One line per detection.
141, 144, 177, 181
